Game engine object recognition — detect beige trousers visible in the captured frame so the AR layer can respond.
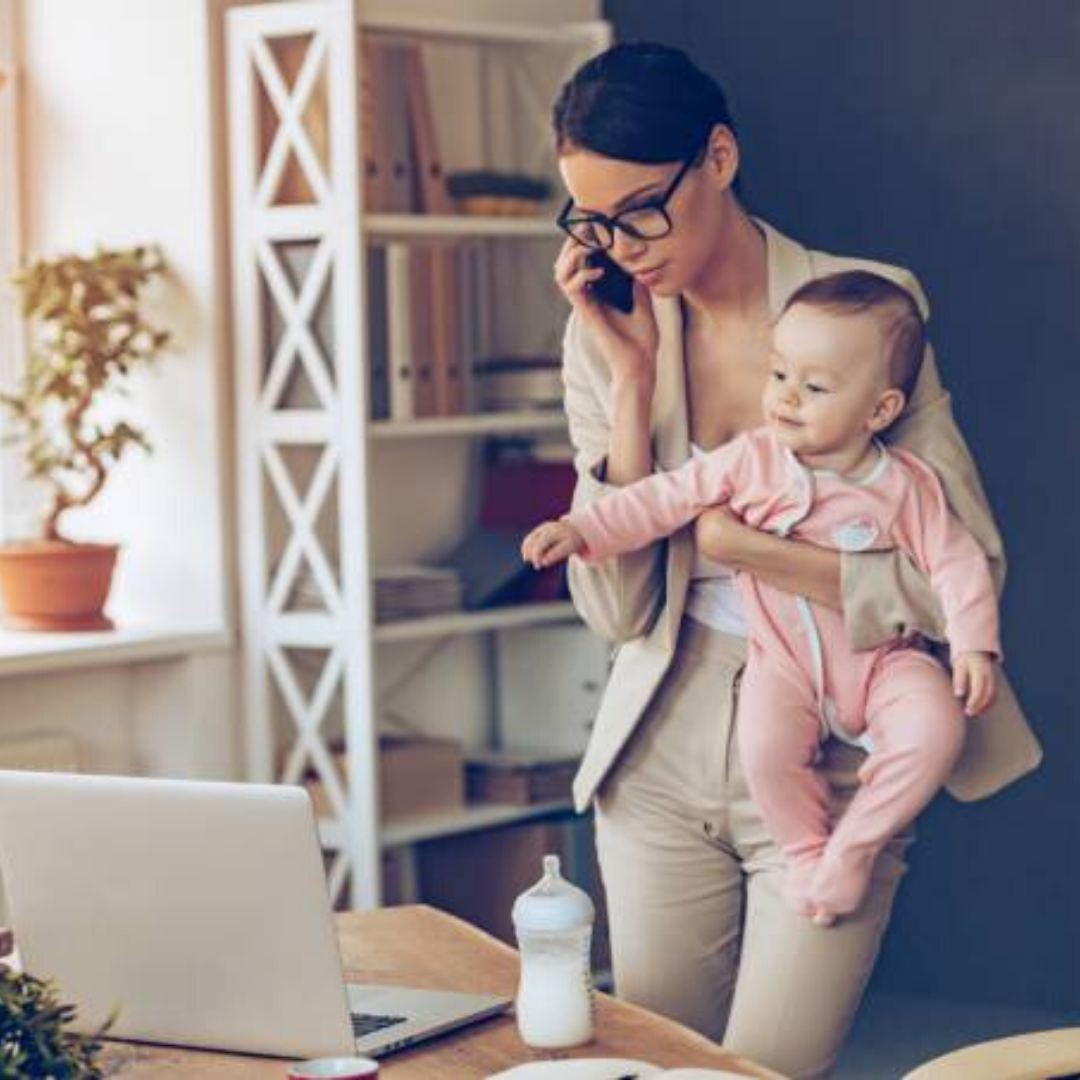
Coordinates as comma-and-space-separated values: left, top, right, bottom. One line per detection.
594, 617, 914, 1080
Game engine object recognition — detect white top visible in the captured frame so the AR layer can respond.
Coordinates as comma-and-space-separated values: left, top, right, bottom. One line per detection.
683, 443, 749, 638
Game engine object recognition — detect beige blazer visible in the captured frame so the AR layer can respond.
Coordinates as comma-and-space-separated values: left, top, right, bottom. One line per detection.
564, 218, 1042, 812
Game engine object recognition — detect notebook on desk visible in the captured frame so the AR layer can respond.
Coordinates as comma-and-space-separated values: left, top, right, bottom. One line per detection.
488, 1062, 750, 1079
0, 771, 511, 1059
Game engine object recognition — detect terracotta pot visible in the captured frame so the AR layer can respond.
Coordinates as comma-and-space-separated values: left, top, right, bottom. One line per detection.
0, 540, 119, 631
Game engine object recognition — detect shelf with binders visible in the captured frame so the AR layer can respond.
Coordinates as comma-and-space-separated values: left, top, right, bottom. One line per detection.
358, 20, 580, 427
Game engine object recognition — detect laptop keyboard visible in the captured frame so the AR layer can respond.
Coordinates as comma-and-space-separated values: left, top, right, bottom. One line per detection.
351, 1011, 408, 1039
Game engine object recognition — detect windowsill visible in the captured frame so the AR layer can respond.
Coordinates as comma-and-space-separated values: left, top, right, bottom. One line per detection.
0, 624, 233, 678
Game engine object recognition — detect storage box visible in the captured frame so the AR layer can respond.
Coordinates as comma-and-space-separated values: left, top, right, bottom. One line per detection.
465, 749, 578, 806
306, 734, 464, 823
494, 623, 612, 756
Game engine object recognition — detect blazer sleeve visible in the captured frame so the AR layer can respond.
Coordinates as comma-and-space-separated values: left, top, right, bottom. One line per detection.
842, 319, 1007, 651
890, 450, 1002, 658
561, 312, 667, 643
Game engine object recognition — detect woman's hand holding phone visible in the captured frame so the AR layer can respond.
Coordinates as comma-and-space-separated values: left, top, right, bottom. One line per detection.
554, 239, 659, 396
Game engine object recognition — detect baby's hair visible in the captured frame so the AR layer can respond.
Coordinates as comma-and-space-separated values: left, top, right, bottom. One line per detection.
782, 271, 926, 399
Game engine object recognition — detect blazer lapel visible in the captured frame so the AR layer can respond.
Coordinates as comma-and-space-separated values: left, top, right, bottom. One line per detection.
758, 217, 815, 317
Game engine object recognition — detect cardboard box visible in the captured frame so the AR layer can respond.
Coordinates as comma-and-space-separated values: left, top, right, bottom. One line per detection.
465, 749, 578, 805
307, 734, 464, 823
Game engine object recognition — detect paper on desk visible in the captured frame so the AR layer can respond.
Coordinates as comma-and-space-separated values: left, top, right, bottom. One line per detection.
487, 1060, 750, 1079
486, 1063, 660, 1080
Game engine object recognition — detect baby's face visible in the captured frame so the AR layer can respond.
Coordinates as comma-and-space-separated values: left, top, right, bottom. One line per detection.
762, 303, 892, 456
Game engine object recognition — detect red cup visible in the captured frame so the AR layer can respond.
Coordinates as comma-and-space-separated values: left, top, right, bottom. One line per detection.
287, 1058, 379, 1079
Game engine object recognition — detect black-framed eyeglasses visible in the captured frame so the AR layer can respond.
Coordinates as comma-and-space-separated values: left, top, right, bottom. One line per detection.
557, 152, 699, 251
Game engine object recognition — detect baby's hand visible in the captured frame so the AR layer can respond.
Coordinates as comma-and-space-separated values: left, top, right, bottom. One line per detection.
952, 652, 998, 716
521, 519, 585, 570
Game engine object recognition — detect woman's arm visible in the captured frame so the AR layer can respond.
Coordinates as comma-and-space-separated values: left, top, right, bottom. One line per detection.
563, 311, 668, 643
695, 509, 843, 609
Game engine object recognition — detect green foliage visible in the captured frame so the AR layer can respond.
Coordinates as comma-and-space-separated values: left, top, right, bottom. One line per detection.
0, 245, 170, 541
0, 965, 109, 1079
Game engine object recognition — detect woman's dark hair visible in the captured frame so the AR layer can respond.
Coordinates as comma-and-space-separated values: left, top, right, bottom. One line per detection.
552, 42, 738, 165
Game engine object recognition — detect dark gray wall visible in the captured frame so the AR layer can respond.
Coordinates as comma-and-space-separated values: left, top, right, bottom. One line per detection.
604, 0, 1080, 1011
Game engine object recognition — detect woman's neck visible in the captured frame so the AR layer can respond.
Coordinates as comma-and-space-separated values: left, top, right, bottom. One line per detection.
682, 203, 770, 327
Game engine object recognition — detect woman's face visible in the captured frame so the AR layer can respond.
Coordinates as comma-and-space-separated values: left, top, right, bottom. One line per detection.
556, 127, 738, 297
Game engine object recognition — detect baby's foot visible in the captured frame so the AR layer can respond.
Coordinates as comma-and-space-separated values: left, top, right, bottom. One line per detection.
783, 852, 823, 918
808, 846, 877, 924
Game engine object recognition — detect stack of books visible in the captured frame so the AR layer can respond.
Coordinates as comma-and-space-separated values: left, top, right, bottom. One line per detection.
473, 355, 563, 412
375, 564, 463, 622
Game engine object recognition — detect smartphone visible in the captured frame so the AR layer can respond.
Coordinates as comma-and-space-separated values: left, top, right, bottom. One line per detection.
586, 251, 635, 314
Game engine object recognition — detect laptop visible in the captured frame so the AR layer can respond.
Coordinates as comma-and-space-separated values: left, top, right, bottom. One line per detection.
0, 770, 511, 1059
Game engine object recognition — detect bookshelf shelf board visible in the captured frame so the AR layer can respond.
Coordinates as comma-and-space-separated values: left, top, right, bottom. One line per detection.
318, 798, 576, 850
371, 411, 567, 439
359, 15, 607, 50
374, 602, 578, 644
364, 213, 557, 240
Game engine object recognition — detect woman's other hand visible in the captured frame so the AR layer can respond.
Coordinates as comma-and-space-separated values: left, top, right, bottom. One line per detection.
554, 238, 659, 396
695, 506, 843, 611
695, 505, 757, 567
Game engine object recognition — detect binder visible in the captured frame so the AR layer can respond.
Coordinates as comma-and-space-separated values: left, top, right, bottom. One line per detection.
401, 45, 463, 414
381, 43, 418, 212
430, 248, 465, 416
385, 242, 414, 421
401, 43, 452, 214
359, 39, 390, 210
409, 248, 437, 417
365, 246, 390, 420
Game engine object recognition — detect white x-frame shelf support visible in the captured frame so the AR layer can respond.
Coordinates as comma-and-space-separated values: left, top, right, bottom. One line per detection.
227, 0, 380, 908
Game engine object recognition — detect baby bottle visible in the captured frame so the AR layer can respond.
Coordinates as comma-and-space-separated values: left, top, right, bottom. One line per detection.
511, 854, 595, 1049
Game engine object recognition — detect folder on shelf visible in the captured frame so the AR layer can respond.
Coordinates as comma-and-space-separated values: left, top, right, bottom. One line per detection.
430, 248, 465, 416
385, 242, 415, 420
365, 246, 390, 420
439, 530, 530, 611
359, 39, 390, 210
408, 248, 438, 417
400, 45, 464, 417
402, 43, 451, 215
360, 40, 416, 212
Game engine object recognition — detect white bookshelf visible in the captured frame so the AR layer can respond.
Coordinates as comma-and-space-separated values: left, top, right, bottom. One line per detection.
227, 0, 609, 909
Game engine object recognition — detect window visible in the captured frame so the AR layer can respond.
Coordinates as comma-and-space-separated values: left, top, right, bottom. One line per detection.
0, 0, 24, 534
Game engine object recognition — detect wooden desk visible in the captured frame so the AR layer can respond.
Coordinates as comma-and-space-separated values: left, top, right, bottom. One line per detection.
101, 905, 783, 1078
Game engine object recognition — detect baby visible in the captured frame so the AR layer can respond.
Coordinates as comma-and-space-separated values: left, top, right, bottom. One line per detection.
523, 270, 999, 926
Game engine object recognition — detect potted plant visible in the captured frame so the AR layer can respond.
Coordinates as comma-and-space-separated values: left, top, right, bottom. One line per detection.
0, 245, 170, 630
0, 964, 110, 1078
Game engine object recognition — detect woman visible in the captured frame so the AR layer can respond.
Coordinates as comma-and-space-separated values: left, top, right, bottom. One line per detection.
551, 43, 1041, 1079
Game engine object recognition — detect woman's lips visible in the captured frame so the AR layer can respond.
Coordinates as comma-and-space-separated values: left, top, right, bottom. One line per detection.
632, 262, 667, 284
